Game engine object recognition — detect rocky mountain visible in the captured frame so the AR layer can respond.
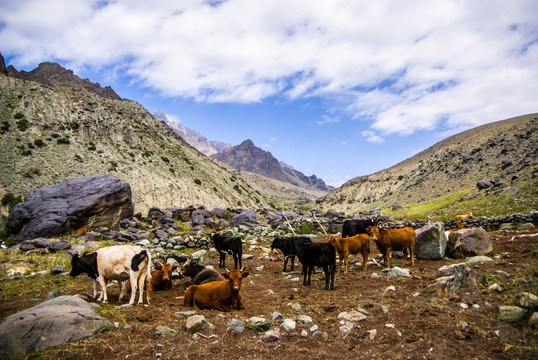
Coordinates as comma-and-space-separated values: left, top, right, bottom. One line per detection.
212, 139, 334, 192
154, 111, 229, 157
0, 56, 320, 214
6, 61, 121, 100
317, 114, 538, 218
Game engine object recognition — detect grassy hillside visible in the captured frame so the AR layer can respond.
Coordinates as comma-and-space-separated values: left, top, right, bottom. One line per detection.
317, 114, 538, 220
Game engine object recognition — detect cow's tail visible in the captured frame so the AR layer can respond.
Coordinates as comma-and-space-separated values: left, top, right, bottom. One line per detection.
131, 250, 149, 271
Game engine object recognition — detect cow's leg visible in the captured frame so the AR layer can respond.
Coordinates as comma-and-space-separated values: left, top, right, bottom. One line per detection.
289, 255, 295, 271
410, 244, 415, 266
283, 255, 289, 272
337, 255, 343, 273
307, 265, 313, 285
128, 272, 138, 305
330, 263, 336, 290
302, 266, 308, 286
93, 280, 99, 299
362, 249, 368, 270
323, 265, 329, 290
119, 280, 126, 300
384, 250, 391, 268
402, 247, 407, 268
234, 252, 239, 269
137, 272, 146, 305
97, 276, 108, 303
236, 293, 245, 310
343, 253, 349, 274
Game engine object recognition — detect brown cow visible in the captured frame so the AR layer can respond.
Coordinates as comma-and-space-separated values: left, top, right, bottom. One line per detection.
124, 262, 177, 300
455, 211, 474, 221
367, 226, 415, 268
183, 268, 249, 311
328, 234, 370, 273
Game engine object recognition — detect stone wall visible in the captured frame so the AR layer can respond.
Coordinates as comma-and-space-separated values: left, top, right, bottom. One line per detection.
380, 212, 538, 230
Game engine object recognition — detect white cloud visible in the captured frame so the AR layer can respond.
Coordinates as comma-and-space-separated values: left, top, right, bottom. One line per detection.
165, 113, 181, 124
315, 114, 340, 125
362, 130, 384, 144
1, 0, 537, 136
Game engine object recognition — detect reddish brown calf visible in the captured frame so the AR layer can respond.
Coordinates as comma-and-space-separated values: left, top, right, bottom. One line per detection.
367, 226, 415, 268
183, 268, 249, 311
328, 234, 370, 273
124, 262, 177, 301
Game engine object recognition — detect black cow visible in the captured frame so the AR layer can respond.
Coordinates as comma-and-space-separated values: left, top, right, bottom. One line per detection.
293, 241, 336, 290
342, 218, 377, 238
210, 233, 243, 268
270, 236, 312, 272
181, 259, 223, 285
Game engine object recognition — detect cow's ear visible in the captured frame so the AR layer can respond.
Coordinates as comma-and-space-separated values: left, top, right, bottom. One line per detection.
366, 227, 371, 233
241, 269, 250, 279
221, 271, 230, 279
172, 264, 178, 270
155, 262, 162, 270
191, 260, 197, 266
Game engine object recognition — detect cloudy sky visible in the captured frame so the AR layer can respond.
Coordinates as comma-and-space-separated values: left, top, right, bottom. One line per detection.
1, 0, 537, 186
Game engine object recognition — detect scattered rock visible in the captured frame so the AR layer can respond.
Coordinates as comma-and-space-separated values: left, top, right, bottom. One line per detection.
185, 315, 214, 333
446, 227, 493, 258
415, 222, 447, 259
338, 310, 367, 322
514, 292, 538, 309
262, 330, 281, 342
227, 319, 245, 334
0, 296, 112, 357
281, 319, 296, 331
50, 265, 64, 275
466, 256, 493, 264
154, 326, 177, 337
498, 305, 525, 323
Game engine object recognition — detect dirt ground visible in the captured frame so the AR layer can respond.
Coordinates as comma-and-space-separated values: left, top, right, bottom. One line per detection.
1, 230, 537, 360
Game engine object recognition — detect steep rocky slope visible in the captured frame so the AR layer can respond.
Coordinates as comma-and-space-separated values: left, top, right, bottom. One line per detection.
317, 114, 538, 216
212, 139, 333, 192
154, 111, 230, 157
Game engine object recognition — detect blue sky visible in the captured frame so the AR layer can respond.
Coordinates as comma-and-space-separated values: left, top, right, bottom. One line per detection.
1, 0, 537, 186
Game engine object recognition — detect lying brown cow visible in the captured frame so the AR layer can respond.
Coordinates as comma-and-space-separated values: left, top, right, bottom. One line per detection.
367, 226, 415, 268
328, 234, 370, 273
183, 268, 249, 311
455, 211, 474, 221
124, 262, 178, 300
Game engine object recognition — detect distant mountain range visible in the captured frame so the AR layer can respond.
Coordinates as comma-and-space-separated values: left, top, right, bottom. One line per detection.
156, 112, 334, 192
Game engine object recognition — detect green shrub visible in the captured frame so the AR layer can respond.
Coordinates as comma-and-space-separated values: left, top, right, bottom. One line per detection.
34, 139, 46, 147
51, 133, 60, 138
13, 112, 24, 119
161, 156, 170, 163
1, 193, 23, 212
0, 121, 9, 134
16, 119, 29, 131
57, 137, 70, 145
194, 179, 202, 185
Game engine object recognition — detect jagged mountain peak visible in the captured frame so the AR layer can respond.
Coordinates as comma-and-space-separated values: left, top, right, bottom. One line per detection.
1, 54, 121, 101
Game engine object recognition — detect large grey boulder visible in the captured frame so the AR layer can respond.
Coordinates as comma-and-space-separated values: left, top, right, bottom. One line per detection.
415, 222, 447, 259
0, 296, 112, 357
446, 227, 493, 258
7, 175, 134, 244
231, 210, 259, 226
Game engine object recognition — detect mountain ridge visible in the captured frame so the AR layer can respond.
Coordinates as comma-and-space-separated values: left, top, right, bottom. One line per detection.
156, 111, 333, 193
316, 113, 537, 218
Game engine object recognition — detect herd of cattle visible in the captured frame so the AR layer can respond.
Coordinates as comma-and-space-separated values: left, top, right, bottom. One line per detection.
70, 214, 473, 311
